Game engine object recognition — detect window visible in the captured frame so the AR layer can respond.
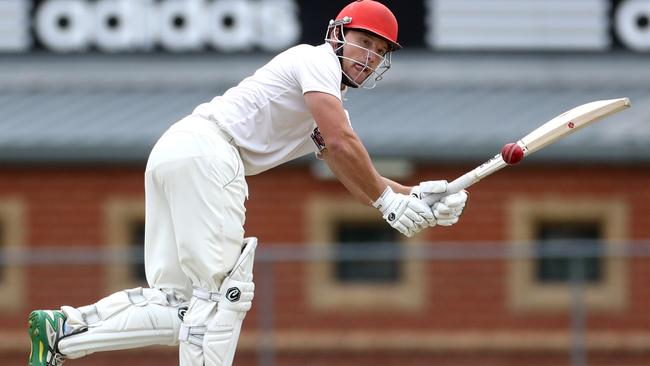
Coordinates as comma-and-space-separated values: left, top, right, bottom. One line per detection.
105, 198, 146, 292
128, 220, 147, 283
308, 197, 426, 312
336, 222, 400, 283
535, 222, 602, 283
0, 198, 25, 310
0, 224, 4, 283
509, 198, 628, 312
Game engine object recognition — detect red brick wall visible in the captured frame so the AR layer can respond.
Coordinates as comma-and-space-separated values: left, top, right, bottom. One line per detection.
246, 164, 650, 322
1, 163, 649, 365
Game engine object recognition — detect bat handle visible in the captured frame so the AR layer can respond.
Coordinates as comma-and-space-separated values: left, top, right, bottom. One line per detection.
421, 153, 507, 205
422, 172, 478, 206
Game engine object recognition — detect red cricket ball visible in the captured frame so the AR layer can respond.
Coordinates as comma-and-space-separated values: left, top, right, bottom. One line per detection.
501, 143, 524, 165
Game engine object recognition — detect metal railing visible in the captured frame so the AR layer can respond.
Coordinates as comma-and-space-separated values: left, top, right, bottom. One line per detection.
3, 240, 650, 366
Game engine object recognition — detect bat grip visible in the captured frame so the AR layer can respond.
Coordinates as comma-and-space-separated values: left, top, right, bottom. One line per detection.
422, 172, 478, 206
421, 153, 506, 205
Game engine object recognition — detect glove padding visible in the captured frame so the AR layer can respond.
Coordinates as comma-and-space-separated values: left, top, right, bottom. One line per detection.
431, 191, 468, 226
373, 186, 435, 237
410, 180, 448, 200
410, 180, 468, 227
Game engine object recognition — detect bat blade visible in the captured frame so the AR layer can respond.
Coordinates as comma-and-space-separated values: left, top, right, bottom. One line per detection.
423, 97, 631, 205
520, 97, 631, 156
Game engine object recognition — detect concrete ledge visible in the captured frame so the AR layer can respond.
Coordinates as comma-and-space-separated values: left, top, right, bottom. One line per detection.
5, 330, 650, 353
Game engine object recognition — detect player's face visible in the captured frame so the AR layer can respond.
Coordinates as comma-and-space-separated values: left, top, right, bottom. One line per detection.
340, 30, 389, 84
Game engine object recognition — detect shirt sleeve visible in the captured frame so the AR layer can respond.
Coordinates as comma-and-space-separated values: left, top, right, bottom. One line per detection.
294, 45, 342, 100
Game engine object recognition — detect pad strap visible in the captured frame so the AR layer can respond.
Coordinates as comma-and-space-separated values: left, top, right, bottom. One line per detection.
177, 287, 220, 347
125, 288, 148, 305
192, 288, 221, 303
78, 305, 101, 326
178, 324, 207, 347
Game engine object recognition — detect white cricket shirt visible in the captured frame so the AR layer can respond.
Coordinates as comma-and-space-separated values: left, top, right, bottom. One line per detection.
193, 43, 343, 175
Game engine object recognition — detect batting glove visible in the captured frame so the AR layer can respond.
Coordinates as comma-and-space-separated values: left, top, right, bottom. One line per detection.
410, 180, 468, 227
410, 180, 448, 200
373, 186, 435, 237
431, 191, 468, 226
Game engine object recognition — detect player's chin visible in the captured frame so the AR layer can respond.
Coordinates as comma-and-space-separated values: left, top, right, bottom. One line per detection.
348, 69, 371, 84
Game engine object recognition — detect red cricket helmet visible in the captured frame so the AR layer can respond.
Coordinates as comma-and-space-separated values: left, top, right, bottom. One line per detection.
335, 0, 401, 51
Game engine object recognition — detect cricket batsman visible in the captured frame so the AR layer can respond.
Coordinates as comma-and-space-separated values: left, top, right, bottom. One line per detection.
27, 1, 468, 365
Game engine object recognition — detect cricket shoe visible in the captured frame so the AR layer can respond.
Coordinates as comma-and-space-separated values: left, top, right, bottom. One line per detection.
28, 310, 67, 366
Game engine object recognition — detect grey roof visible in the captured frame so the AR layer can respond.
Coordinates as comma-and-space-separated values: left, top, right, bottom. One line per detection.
0, 89, 219, 162
1, 53, 649, 164
346, 85, 649, 163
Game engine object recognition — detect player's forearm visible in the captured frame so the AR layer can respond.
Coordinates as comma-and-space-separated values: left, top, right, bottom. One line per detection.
382, 177, 410, 195
322, 134, 386, 205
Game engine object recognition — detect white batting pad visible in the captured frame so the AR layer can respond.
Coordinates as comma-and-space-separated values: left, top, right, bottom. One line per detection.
58, 287, 187, 359
204, 237, 257, 366
179, 295, 216, 366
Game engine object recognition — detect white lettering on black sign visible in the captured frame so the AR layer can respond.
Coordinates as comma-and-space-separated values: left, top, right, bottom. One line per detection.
0, 0, 32, 51
31, 0, 301, 53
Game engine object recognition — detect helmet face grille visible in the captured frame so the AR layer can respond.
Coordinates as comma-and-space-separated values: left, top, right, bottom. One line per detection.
324, 22, 392, 89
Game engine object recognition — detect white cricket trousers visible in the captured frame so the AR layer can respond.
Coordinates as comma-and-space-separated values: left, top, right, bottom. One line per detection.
58, 115, 249, 363
147, 115, 250, 366
145, 116, 248, 366
145, 114, 248, 299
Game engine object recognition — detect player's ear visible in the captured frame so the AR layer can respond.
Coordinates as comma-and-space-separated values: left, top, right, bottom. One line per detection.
331, 26, 340, 41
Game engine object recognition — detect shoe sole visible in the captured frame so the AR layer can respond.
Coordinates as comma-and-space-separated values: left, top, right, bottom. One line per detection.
29, 310, 49, 366
28, 310, 62, 366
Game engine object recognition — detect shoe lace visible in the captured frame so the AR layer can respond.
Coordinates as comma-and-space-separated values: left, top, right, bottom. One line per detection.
52, 353, 66, 366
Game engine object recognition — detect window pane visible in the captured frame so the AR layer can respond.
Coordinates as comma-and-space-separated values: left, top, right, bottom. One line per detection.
0, 223, 4, 282
335, 222, 400, 283
130, 222, 147, 283
535, 222, 602, 283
